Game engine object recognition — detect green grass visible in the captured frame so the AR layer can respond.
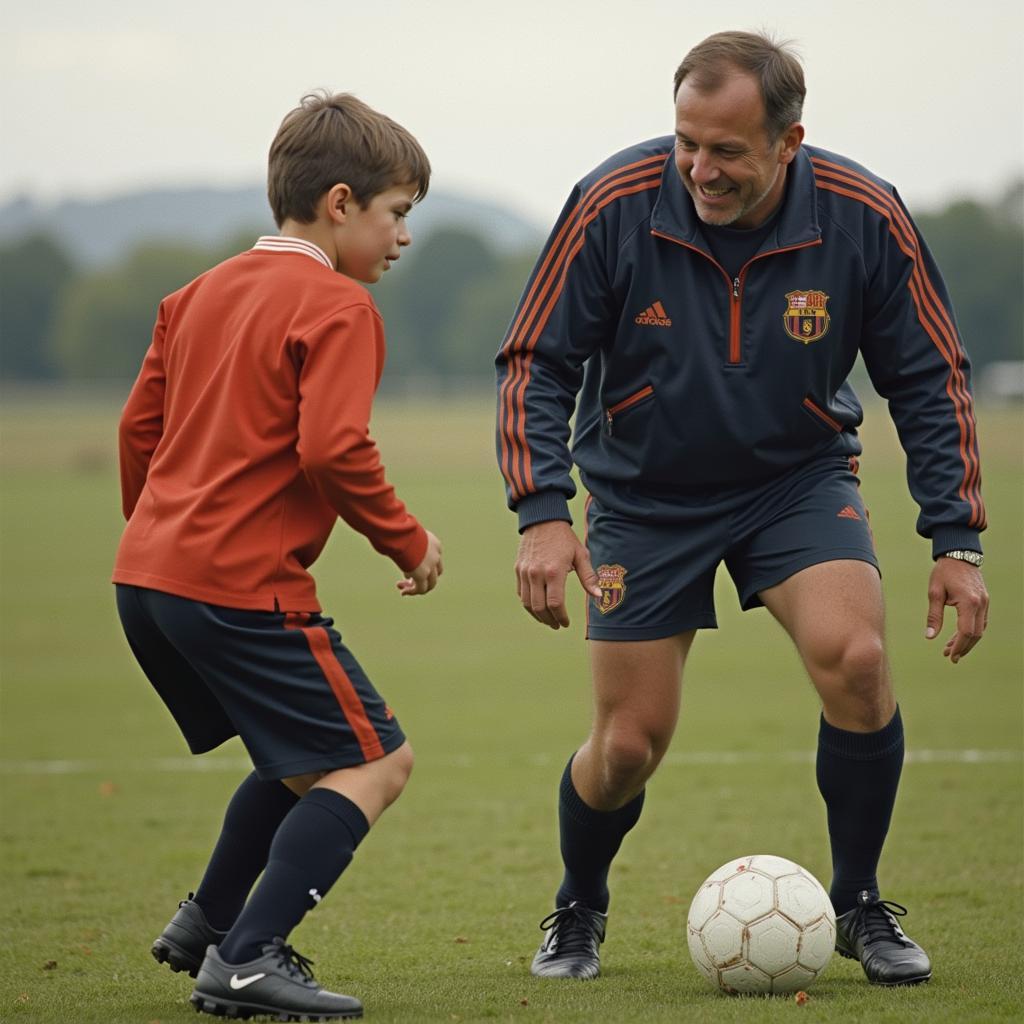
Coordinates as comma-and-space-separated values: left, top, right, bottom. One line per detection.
1, 390, 1021, 1023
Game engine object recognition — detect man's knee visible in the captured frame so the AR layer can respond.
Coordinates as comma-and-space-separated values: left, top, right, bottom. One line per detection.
596, 724, 667, 788
811, 632, 895, 729
810, 632, 886, 691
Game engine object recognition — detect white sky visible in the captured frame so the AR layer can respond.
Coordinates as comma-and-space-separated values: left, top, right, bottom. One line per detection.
3, 0, 1023, 225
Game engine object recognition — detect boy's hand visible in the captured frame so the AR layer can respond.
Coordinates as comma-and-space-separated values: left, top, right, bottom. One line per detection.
398, 531, 443, 596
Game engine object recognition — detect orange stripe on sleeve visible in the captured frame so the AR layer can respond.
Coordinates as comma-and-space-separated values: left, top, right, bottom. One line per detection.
498, 156, 667, 497
498, 154, 668, 501
812, 160, 984, 527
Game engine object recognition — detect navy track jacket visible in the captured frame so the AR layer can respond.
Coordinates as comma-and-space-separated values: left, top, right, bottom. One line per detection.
496, 140, 985, 558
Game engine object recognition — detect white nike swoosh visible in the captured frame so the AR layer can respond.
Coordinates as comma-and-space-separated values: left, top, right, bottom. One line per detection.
229, 973, 266, 990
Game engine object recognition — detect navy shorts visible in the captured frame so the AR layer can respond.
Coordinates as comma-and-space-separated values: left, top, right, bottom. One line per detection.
115, 585, 406, 780
585, 456, 878, 641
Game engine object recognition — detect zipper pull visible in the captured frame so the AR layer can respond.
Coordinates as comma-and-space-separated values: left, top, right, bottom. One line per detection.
605, 409, 614, 436
733, 276, 740, 299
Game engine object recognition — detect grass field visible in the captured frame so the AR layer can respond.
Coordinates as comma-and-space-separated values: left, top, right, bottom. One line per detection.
1, 389, 1021, 1023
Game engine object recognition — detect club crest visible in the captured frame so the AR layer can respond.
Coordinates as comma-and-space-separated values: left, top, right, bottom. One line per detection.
595, 564, 627, 614
783, 289, 830, 343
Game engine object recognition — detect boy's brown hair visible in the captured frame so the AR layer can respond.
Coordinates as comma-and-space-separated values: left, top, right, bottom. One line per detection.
267, 91, 431, 227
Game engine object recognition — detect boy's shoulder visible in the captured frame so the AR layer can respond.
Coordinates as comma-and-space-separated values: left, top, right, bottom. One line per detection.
164, 244, 379, 325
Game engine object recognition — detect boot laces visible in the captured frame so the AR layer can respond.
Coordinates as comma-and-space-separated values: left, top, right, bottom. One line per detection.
265, 937, 317, 982
851, 893, 910, 947
538, 904, 603, 956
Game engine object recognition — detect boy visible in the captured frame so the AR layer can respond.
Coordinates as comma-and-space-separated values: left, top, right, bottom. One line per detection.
114, 91, 443, 1021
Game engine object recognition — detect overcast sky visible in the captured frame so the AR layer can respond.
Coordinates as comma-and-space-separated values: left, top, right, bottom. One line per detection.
4, 0, 1022, 226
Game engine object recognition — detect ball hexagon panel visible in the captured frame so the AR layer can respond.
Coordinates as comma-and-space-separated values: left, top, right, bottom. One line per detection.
771, 962, 820, 994
687, 882, 722, 931
700, 910, 745, 967
687, 927, 716, 982
748, 854, 800, 877
719, 961, 772, 994
776, 872, 831, 928
746, 914, 801, 976
704, 857, 751, 884
720, 870, 774, 923
797, 916, 836, 971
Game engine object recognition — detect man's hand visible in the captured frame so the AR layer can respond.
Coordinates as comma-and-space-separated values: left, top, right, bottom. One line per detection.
925, 557, 989, 663
515, 520, 602, 629
398, 531, 443, 596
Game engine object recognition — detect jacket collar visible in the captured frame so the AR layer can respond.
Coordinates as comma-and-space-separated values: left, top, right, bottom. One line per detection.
650, 145, 820, 253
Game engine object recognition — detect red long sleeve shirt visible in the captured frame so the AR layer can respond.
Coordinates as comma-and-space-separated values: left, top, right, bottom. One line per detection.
113, 238, 427, 612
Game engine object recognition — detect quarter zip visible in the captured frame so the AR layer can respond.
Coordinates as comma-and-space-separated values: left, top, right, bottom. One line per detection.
651, 229, 822, 365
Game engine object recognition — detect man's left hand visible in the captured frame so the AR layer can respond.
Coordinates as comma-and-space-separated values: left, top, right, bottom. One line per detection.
925, 557, 989, 663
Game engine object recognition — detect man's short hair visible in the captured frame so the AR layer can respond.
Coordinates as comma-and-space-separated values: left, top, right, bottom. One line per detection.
673, 31, 806, 141
267, 91, 430, 227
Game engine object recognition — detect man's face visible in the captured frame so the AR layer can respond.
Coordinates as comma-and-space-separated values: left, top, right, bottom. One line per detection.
674, 71, 801, 229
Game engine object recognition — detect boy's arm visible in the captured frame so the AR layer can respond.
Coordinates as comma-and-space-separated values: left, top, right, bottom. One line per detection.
296, 303, 428, 572
118, 302, 168, 520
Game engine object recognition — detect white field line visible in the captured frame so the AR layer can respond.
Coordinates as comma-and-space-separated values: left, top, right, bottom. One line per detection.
0, 749, 1020, 776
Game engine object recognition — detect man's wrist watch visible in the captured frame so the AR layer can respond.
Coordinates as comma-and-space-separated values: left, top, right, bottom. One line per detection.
941, 549, 984, 567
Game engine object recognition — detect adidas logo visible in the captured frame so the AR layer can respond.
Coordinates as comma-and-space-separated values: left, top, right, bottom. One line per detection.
837, 505, 862, 520
635, 300, 672, 326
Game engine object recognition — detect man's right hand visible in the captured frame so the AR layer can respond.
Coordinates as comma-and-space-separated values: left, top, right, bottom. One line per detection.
515, 520, 602, 629
398, 530, 443, 596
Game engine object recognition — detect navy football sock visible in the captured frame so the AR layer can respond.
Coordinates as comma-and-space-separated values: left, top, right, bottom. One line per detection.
816, 707, 904, 916
193, 772, 299, 930
217, 788, 369, 965
554, 756, 645, 914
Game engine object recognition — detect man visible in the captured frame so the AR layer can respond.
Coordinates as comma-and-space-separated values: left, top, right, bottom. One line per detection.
495, 30, 988, 987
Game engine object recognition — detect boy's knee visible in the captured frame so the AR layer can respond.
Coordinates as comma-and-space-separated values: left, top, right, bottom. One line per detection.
380, 743, 414, 806
282, 770, 326, 797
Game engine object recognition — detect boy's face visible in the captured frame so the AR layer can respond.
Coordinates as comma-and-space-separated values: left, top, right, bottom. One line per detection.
335, 183, 417, 283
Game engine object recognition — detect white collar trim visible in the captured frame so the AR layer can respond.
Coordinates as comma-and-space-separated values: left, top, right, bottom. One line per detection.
252, 236, 333, 269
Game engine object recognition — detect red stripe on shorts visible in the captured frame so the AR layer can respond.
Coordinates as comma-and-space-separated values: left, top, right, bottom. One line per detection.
285, 616, 384, 761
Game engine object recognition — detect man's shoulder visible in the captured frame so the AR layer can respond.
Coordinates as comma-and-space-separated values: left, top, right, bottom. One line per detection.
804, 145, 898, 204
576, 136, 674, 194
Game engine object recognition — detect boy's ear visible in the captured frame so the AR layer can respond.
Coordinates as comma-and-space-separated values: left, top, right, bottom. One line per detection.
324, 183, 354, 224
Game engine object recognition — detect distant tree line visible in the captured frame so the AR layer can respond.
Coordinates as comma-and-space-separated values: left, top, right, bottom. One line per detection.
1, 183, 1021, 388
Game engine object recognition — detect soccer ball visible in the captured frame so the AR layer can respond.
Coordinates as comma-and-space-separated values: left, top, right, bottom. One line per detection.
686, 854, 835, 995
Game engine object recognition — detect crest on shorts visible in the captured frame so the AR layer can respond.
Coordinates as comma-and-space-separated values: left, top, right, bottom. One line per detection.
783, 289, 830, 343
595, 564, 627, 614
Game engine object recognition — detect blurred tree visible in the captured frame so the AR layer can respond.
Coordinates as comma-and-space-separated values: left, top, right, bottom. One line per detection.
22, 181, 1020, 385
0, 234, 75, 379
397, 227, 500, 378
916, 181, 1023, 369
54, 243, 210, 378
439, 251, 538, 381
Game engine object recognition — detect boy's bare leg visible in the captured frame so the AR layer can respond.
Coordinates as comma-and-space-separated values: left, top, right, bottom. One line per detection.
211, 743, 412, 967
283, 741, 415, 825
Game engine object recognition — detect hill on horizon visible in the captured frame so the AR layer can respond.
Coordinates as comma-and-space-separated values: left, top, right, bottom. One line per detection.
0, 185, 544, 267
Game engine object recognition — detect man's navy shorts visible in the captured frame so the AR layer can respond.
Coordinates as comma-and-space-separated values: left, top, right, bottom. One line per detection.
584, 455, 878, 641
115, 585, 406, 780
